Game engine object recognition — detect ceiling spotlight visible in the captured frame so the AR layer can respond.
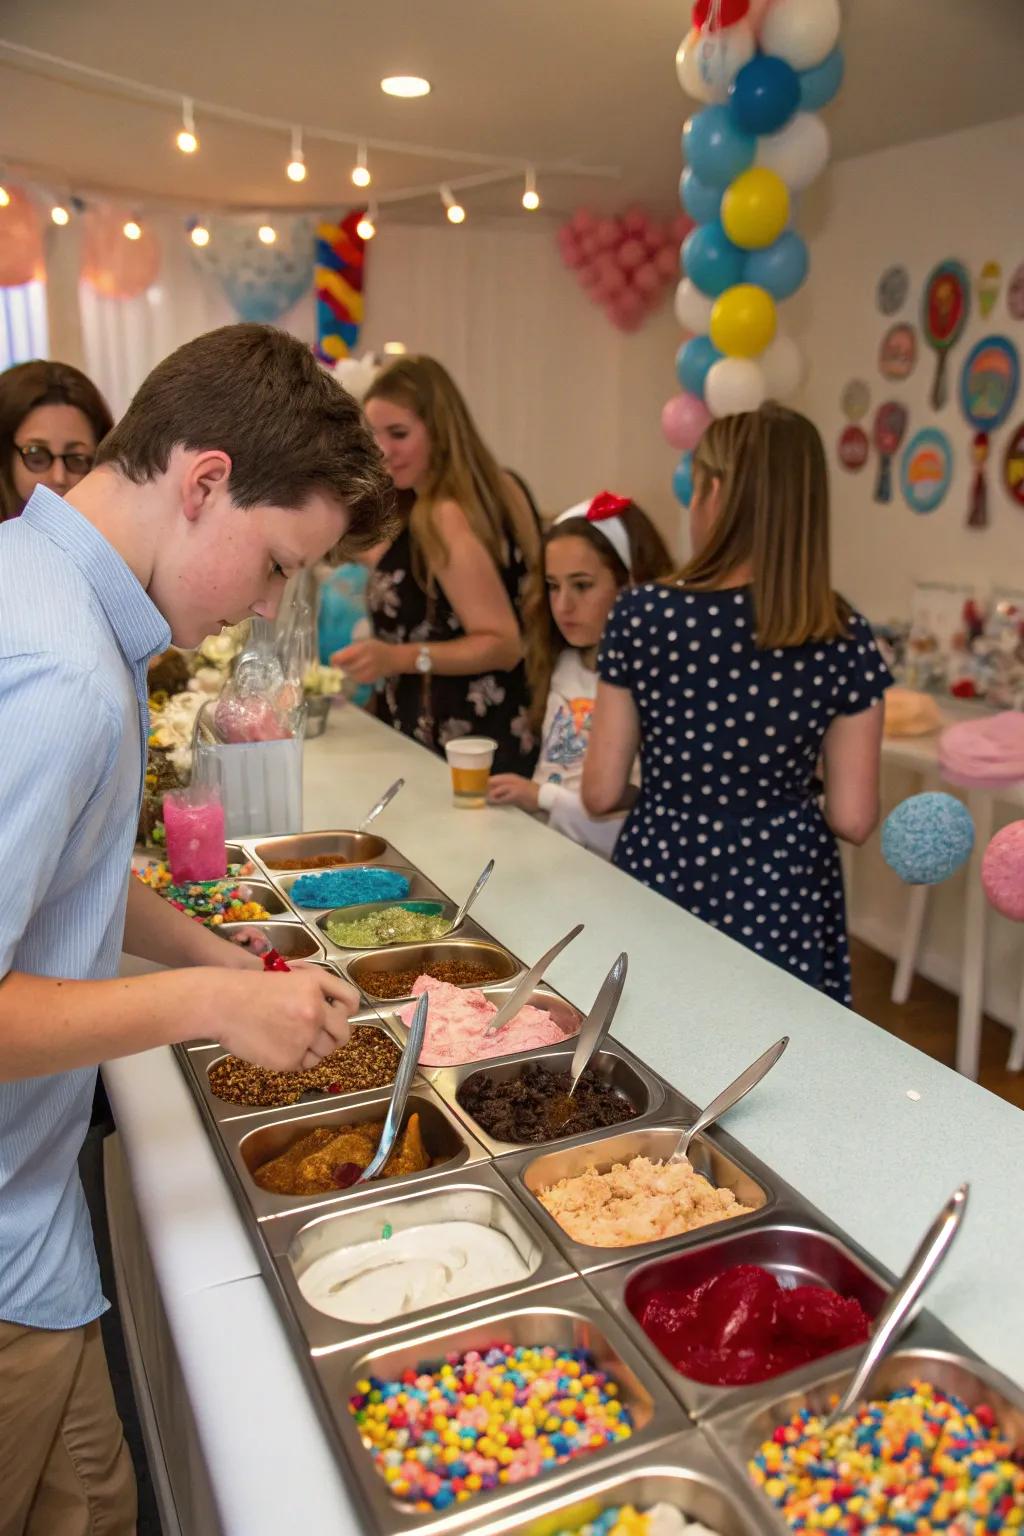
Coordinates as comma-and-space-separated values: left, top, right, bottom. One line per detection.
440, 183, 465, 224
286, 126, 306, 183
258, 223, 277, 245
383, 341, 406, 355
176, 97, 199, 154
50, 204, 70, 226
190, 223, 210, 247
0, 186, 10, 209
123, 219, 142, 241
522, 168, 540, 211
351, 142, 371, 189
355, 204, 377, 241
381, 75, 430, 98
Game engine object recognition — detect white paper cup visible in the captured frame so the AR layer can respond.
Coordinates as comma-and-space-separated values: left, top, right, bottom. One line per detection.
444, 736, 497, 808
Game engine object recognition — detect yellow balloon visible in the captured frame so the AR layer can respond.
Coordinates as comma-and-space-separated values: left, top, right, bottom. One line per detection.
720, 167, 790, 251
709, 284, 777, 358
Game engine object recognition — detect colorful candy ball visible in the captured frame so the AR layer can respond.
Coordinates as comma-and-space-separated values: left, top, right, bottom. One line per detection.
982, 819, 1024, 920
881, 791, 975, 885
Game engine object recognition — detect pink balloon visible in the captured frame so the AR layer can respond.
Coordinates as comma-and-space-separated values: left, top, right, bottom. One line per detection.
580, 233, 600, 259
643, 220, 667, 253
602, 262, 626, 297
595, 217, 621, 250
617, 238, 646, 272
661, 392, 712, 452
634, 261, 662, 297
618, 288, 645, 322
572, 207, 596, 235
578, 261, 602, 289
670, 213, 695, 245
654, 245, 679, 280
622, 207, 647, 236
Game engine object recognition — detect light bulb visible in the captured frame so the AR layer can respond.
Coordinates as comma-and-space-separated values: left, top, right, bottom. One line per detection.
0, 186, 10, 209
446, 203, 465, 224
176, 128, 198, 154
380, 75, 430, 98
522, 168, 540, 211
287, 157, 306, 182
356, 212, 376, 240
383, 341, 406, 355
258, 224, 277, 245
123, 220, 142, 241
190, 223, 210, 247
50, 204, 70, 226
352, 164, 371, 189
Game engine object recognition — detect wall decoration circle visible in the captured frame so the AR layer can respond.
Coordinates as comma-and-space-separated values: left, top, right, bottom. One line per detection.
840, 378, 870, 421
879, 322, 917, 382
838, 423, 869, 471
1003, 421, 1024, 508
1008, 260, 1024, 321
877, 264, 909, 316
959, 335, 1021, 433
900, 428, 953, 514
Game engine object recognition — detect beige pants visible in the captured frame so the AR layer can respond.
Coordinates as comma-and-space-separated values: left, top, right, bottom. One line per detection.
0, 1319, 136, 1536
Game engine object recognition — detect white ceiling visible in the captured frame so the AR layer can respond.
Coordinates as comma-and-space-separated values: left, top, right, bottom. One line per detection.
1, 0, 1022, 221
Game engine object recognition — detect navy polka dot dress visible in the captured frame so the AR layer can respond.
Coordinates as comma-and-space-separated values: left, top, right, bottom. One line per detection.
598, 585, 891, 1004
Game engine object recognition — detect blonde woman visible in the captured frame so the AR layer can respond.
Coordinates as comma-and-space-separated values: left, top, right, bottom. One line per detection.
584, 404, 890, 1004
336, 356, 541, 772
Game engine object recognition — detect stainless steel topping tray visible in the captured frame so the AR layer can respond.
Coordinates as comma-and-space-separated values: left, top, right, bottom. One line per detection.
317, 896, 472, 954
465, 1431, 766, 1536
278, 865, 435, 917
706, 1346, 1024, 1536
587, 1217, 891, 1420
311, 1278, 691, 1536
432, 1038, 677, 1160
262, 1161, 575, 1352
213, 919, 325, 961
219, 1081, 490, 1223
346, 938, 523, 1003
243, 829, 402, 874
499, 1122, 773, 1276
388, 982, 583, 1080
180, 1019, 408, 1125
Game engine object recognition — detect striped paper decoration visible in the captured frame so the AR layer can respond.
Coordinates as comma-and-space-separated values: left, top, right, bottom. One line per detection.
315, 209, 366, 363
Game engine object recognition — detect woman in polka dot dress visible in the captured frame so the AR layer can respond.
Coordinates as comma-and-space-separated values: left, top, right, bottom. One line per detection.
583, 405, 891, 1004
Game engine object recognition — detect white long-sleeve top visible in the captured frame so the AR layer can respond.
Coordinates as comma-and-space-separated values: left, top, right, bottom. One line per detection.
532, 649, 628, 860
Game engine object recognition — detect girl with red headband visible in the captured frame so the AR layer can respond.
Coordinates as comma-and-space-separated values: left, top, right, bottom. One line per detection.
488, 493, 670, 857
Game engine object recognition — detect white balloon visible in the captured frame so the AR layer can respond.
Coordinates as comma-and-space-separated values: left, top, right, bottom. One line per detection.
756, 111, 830, 192
676, 21, 755, 104
675, 278, 714, 334
759, 0, 841, 70
705, 357, 767, 417
760, 334, 804, 399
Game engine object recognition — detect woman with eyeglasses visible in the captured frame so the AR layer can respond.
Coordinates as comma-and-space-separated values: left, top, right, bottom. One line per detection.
0, 360, 114, 520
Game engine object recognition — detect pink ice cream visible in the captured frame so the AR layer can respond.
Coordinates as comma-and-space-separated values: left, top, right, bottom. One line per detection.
397, 975, 573, 1066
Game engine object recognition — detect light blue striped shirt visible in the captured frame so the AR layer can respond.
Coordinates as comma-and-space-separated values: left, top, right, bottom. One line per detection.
0, 486, 170, 1329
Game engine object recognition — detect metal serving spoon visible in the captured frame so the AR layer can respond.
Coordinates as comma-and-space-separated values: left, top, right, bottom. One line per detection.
484, 924, 584, 1036
669, 1036, 790, 1165
448, 860, 495, 934
358, 778, 404, 832
358, 991, 429, 1183
546, 953, 628, 1133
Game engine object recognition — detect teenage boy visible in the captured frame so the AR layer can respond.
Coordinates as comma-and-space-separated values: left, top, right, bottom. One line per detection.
0, 322, 394, 1534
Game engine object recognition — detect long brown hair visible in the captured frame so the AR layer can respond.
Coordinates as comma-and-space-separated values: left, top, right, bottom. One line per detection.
526, 502, 672, 731
364, 355, 538, 589
0, 359, 114, 519
677, 402, 849, 646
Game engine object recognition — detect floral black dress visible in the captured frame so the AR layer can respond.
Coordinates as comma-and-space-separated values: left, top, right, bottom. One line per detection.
367, 517, 537, 775
598, 584, 891, 1005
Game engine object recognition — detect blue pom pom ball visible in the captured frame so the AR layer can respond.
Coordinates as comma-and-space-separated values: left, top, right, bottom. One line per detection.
881, 792, 975, 885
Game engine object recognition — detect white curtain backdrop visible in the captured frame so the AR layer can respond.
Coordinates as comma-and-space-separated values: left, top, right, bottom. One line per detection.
64, 215, 683, 552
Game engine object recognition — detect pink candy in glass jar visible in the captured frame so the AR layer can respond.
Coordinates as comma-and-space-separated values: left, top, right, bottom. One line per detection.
163, 788, 227, 883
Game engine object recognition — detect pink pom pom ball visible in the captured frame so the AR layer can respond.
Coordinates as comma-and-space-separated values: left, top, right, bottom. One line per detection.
982, 820, 1024, 920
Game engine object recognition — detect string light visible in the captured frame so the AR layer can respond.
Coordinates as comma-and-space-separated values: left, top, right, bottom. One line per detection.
522, 167, 540, 211
383, 341, 406, 355
286, 126, 306, 183
258, 223, 277, 245
176, 97, 198, 154
0, 186, 10, 208
355, 203, 377, 241
50, 204, 70, 225
440, 183, 465, 224
351, 142, 371, 189
123, 219, 142, 240
381, 76, 430, 98
190, 222, 210, 247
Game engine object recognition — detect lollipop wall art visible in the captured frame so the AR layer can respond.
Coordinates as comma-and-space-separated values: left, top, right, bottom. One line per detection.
872, 400, 908, 504
959, 335, 1020, 528
921, 259, 970, 409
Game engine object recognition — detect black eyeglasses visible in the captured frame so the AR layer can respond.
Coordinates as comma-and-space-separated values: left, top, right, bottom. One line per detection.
15, 443, 95, 476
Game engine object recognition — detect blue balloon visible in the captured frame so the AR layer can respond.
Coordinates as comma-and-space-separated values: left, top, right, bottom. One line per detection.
728, 55, 800, 136
676, 335, 723, 398
679, 167, 722, 226
799, 47, 845, 111
682, 221, 746, 298
682, 107, 755, 192
673, 452, 694, 508
743, 230, 810, 301
881, 792, 975, 886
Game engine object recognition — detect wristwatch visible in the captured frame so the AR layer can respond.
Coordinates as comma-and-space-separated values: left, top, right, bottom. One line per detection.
415, 643, 433, 675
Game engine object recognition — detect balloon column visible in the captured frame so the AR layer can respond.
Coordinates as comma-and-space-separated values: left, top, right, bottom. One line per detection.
664, 0, 844, 505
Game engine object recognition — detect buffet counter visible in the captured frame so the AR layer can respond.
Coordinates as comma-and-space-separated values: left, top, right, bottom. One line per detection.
104, 710, 1024, 1536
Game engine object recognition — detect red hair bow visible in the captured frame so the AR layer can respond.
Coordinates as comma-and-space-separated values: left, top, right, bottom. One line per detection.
588, 491, 631, 522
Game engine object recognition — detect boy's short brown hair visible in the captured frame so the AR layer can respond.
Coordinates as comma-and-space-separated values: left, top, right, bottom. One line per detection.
95, 323, 394, 555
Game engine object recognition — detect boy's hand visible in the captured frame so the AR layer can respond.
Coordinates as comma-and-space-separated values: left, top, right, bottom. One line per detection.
196, 967, 359, 1070
487, 774, 540, 812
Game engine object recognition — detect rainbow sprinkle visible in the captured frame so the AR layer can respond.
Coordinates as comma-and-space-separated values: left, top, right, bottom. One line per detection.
348, 1344, 633, 1512
748, 1379, 1024, 1531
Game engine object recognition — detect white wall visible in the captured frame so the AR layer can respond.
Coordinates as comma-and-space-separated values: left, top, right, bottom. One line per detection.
789, 114, 1024, 622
